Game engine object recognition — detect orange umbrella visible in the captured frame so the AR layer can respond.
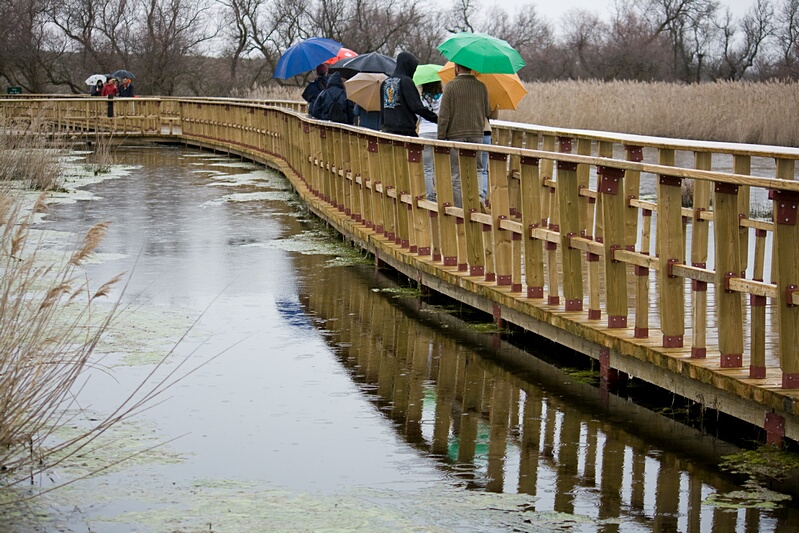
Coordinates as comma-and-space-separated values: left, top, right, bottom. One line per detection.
438, 62, 527, 110
324, 48, 358, 65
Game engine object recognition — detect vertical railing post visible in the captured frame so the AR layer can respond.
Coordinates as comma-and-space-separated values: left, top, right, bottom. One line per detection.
406, 142, 432, 256
378, 138, 396, 241
657, 148, 685, 348
557, 137, 583, 312
348, 132, 361, 222
691, 153, 712, 359
434, 146, 458, 267
599, 163, 628, 328
488, 150, 512, 287
459, 147, 486, 277
736, 155, 752, 274
773, 158, 799, 388
713, 178, 744, 369
509, 130, 524, 292
367, 136, 383, 232
520, 156, 544, 298
393, 140, 412, 249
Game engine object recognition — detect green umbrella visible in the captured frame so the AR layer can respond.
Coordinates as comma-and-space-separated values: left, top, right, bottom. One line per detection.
413, 64, 443, 86
437, 32, 525, 75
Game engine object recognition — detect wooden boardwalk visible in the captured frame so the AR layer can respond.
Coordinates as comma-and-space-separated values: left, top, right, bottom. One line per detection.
4, 95, 799, 444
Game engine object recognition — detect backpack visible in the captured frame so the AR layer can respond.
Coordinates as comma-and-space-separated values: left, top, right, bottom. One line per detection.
328, 97, 348, 124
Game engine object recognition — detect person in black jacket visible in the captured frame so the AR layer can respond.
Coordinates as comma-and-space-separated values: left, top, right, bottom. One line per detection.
118, 77, 134, 97
380, 52, 437, 136
302, 64, 330, 106
309, 72, 355, 124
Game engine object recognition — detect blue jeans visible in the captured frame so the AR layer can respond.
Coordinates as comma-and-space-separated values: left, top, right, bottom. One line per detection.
480, 133, 491, 201
419, 131, 436, 201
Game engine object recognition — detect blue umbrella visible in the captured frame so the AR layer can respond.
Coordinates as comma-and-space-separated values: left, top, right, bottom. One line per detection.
274, 37, 344, 80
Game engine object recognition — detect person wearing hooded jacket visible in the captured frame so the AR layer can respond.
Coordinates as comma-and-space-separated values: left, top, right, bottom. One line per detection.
309, 71, 355, 124
380, 52, 437, 136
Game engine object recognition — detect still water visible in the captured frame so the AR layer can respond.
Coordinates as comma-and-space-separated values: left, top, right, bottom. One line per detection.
16, 144, 799, 531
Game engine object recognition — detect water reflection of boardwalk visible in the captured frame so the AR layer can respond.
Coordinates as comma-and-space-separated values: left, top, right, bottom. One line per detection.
302, 265, 798, 530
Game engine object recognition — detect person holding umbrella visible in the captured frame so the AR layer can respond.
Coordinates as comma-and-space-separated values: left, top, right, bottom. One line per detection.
302, 64, 330, 105
437, 63, 491, 208
379, 51, 437, 137
119, 77, 134, 97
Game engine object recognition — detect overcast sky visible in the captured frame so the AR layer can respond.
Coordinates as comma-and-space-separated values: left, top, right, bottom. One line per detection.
493, 0, 757, 28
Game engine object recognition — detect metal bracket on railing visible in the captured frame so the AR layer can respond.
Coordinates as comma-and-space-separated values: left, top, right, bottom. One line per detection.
625, 145, 643, 162
724, 271, 737, 293
609, 244, 622, 263
659, 175, 681, 187
598, 166, 624, 195
714, 181, 739, 195
694, 207, 706, 222
667, 258, 681, 278
774, 190, 799, 225
786, 285, 799, 307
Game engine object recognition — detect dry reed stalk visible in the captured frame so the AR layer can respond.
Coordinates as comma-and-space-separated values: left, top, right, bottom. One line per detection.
508, 80, 799, 147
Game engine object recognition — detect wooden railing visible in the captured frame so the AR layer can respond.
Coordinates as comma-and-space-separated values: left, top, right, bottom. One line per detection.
4, 96, 799, 437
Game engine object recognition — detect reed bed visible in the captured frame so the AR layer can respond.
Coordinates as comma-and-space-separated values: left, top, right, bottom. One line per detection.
508, 79, 799, 147
0, 116, 64, 191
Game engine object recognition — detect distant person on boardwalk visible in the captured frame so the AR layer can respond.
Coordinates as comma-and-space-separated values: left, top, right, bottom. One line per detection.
437, 63, 491, 208
309, 71, 354, 124
90, 80, 104, 96
302, 64, 330, 107
379, 52, 437, 137
118, 77, 134, 97
417, 80, 442, 200
101, 78, 119, 97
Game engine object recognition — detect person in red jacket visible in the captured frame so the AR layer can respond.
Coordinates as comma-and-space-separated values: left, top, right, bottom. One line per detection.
101, 78, 119, 97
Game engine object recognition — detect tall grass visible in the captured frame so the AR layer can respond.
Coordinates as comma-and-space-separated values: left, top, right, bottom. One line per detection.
0, 191, 121, 486
509, 79, 799, 147
0, 116, 64, 190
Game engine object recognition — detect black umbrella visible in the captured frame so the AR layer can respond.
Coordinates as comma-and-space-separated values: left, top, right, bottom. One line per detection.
112, 69, 135, 80
329, 52, 396, 78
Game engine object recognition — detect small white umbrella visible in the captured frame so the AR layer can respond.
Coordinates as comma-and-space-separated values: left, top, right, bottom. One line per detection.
343, 72, 387, 112
85, 74, 107, 86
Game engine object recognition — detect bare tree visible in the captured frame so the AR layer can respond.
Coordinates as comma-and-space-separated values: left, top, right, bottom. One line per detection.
772, 0, 799, 76
714, 0, 774, 80
133, 0, 219, 95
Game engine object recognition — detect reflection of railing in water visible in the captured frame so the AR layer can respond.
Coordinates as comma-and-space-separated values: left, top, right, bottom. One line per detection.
301, 264, 794, 530
4, 96, 799, 445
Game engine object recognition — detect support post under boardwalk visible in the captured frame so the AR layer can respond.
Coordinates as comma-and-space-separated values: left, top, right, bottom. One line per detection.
713, 180, 744, 368
459, 148, 486, 277
658, 148, 685, 348
773, 158, 799, 388
691, 152, 712, 359
599, 165, 627, 328
557, 140, 583, 311
434, 146, 459, 267
406, 143, 432, 256
488, 152, 512, 286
